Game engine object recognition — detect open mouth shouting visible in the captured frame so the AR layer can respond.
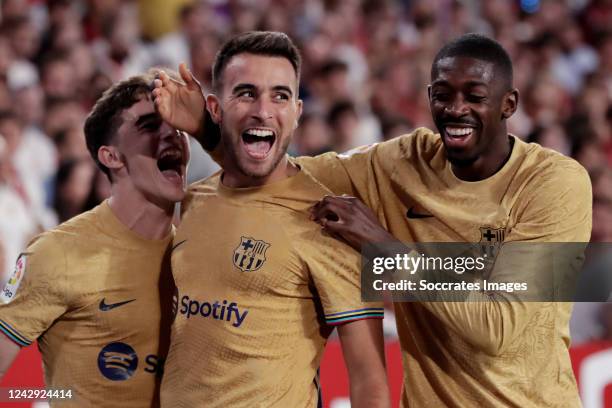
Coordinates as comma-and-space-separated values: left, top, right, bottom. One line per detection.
157, 146, 185, 185
241, 127, 276, 160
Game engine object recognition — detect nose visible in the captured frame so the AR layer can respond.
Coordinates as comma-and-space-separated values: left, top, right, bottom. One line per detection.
251, 97, 273, 122
444, 95, 469, 117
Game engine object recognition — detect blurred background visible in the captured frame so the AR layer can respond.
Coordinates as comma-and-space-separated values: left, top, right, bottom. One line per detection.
0, 0, 610, 406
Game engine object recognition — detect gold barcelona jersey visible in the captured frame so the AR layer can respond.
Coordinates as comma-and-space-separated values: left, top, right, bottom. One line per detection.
0, 201, 174, 407
161, 170, 384, 408
298, 128, 592, 407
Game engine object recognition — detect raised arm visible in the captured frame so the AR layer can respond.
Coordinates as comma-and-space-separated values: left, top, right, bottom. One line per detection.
152, 64, 221, 152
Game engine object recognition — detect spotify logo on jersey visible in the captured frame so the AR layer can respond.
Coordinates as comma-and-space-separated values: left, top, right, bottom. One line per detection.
97, 342, 138, 381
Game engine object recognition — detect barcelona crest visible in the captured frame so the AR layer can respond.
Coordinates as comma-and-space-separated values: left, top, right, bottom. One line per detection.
233, 236, 271, 272
479, 226, 505, 259
479, 227, 505, 243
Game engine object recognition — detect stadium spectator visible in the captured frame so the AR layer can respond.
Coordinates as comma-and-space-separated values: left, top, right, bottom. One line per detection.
43, 97, 87, 142
40, 51, 77, 99
12, 82, 57, 196
153, 1, 215, 70
0, 111, 55, 228
0, 0, 29, 22
0, 132, 38, 282
91, 3, 153, 81
188, 32, 219, 88
327, 100, 361, 152
290, 112, 332, 156
2, 16, 40, 62
53, 127, 89, 162
379, 114, 413, 141
52, 158, 96, 222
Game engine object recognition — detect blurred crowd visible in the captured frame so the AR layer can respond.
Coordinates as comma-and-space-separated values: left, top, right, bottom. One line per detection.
0, 0, 610, 342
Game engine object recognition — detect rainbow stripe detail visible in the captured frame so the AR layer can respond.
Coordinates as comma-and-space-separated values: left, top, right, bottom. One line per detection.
0, 319, 31, 347
325, 307, 384, 326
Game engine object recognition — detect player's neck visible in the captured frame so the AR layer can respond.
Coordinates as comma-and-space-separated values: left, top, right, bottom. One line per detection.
222, 156, 298, 188
108, 184, 174, 240
451, 134, 513, 181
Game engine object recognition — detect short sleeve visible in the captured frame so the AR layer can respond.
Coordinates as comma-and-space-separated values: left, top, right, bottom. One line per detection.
301, 230, 384, 326
0, 234, 69, 346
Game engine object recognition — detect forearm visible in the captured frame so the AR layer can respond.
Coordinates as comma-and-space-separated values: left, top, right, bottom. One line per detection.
348, 372, 390, 408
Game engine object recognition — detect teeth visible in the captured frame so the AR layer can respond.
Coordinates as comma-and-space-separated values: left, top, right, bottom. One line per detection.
244, 128, 274, 138
446, 127, 473, 136
160, 149, 181, 159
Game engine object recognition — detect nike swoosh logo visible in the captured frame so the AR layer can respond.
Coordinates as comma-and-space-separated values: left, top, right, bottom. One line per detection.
99, 298, 136, 311
406, 207, 434, 219
172, 239, 187, 251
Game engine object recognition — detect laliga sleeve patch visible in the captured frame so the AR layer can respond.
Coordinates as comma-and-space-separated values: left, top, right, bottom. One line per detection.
1, 254, 26, 304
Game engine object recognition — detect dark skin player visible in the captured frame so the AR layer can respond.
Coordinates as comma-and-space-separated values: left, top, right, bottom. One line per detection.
310, 54, 519, 249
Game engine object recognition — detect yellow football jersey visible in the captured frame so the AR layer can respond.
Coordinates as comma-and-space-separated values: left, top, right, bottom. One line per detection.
161, 170, 384, 408
298, 128, 592, 407
0, 201, 174, 407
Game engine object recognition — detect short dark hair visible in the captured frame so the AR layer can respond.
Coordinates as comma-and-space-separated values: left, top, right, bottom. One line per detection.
212, 31, 301, 92
432, 33, 513, 89
41, 50, 71, 73
317, 59, 348, 78
84, 73, 155, 179
327, 100, 357, 128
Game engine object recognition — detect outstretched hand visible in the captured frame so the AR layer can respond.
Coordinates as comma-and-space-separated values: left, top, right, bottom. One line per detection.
152, 63, 206, 136
310, 195, 396, 251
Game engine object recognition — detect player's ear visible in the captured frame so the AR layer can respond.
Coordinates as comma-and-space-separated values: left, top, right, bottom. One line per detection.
501, 88, 519, 120
206, 94, 222, 124
98, 145, 124, 172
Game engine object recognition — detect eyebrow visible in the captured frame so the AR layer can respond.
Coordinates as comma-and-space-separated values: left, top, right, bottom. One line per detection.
273, 85, 293, 97
134, 112, 161, 129
231, 83, 255, 94
231, 83, 294, 97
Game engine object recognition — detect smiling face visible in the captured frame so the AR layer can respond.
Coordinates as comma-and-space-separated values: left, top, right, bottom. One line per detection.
429, 56, 518, 179
208, 53, 302, 186
110, 95, 190, 205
